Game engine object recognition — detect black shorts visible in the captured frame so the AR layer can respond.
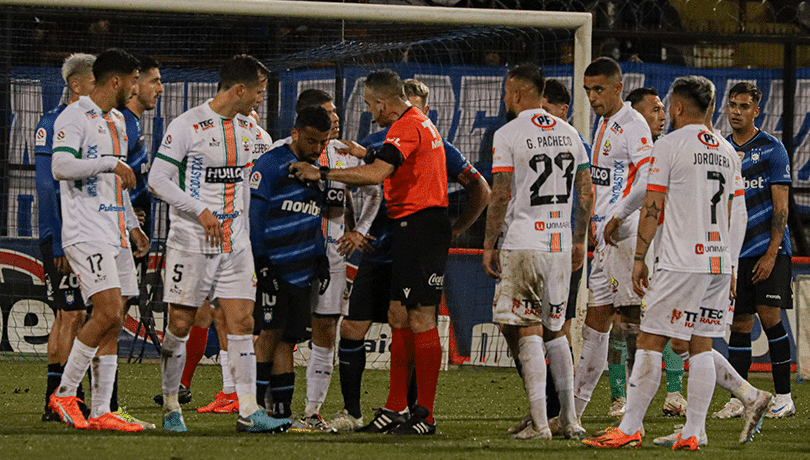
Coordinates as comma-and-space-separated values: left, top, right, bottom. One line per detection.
566, 267, 584, 320
40, 238, 86, 312
390, 207, 451, 308
735, 254, 793, 317
253, 279, 312, 343
346, 260, 392, 323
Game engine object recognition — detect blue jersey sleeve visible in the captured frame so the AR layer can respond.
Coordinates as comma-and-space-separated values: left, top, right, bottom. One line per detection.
444, 141, 472, 180
360, 128, 389, 150
34, 110, 64, 255
249, 154, 280, 257
123, 110, 151, 209
768, 139, 792, 184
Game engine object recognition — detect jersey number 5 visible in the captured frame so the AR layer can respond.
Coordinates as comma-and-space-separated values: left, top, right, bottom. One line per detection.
529, 151, 575, 206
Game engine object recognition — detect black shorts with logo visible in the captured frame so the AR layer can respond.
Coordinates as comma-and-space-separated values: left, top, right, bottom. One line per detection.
735, 254, 793, 317
40, 238, 86, 312
346, 260, 392, 323
253, 278, 312, 343
390, 207, 451, 308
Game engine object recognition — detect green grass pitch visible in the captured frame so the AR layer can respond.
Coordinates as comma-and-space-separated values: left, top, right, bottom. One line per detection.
1, 361, 808, 459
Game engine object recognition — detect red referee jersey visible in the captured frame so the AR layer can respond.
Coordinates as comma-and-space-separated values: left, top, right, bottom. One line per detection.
383, 107, 448, 219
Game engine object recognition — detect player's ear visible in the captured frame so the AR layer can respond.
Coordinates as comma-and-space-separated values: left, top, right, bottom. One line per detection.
291, 127, 299, 142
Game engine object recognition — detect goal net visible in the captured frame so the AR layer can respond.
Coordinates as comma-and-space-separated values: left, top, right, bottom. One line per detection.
0, 0, 591, 367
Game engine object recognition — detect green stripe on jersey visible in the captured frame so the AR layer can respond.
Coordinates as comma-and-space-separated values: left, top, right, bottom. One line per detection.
154, 152, 184, 168
577, 162, 590, 171
53, 146, 81, 158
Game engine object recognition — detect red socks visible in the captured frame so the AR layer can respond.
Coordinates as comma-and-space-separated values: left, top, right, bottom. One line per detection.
414, 328, 441, 423
384, 327, 413, 412
180, 326, 209, 388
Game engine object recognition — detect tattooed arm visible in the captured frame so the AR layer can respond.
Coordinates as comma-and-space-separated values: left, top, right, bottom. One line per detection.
632, 190, 665, 296
572, 168, 594, 271
752, 184, 789, 284
483, 172, 511, 278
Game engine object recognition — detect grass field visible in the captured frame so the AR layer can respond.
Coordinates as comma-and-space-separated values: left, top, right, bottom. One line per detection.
1, 360, 808, 459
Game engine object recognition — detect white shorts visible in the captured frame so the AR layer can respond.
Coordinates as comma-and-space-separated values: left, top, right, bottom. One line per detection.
162, 245, 256, 307
492, 249, 570, 331
64, 242, 138, 304
589, 235, 650, 307
311, 266, 348, 316
641, 270, 730, 341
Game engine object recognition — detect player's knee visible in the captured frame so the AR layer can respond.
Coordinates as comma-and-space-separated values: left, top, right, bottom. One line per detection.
670, 339, 689, 355
730, 315, 755, 333
340, 320, 370, 340
227, 314, 254, 336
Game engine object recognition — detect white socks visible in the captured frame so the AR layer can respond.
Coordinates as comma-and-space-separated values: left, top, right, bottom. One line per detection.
227, 334, 260, 417
545, 336, 576, 426
518, 335, 548, 429
574, 325, 609, 418
55, 338, 97, 397
305, 344, 335, 417
619, 349, 662, 435
220, 350, 236, 394
712, 349, 758, 405
90, 354, 117, 418
160, 329, 188, 413
682, 351, 714, 440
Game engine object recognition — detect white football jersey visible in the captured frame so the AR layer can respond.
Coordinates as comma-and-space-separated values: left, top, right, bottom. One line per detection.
647, 124, 742, 274
590, 102, 654, 243
53, 96, 131, 248
251, 124, 273, 161
155, 102, 257, 254
492, 108, 590, 252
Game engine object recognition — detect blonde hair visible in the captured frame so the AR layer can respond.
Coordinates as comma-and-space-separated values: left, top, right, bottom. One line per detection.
61, 53, 95, 84
403, 78, 430, 104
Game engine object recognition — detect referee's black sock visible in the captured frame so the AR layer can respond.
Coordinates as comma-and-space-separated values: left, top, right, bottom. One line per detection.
269, 372, 295, 419
256, 361, 272, 408
764, 322, 792, 395
728, 331, 752, 381
338, 338, 365, 419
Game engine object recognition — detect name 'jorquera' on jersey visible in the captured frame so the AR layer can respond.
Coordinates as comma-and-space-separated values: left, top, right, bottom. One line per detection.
647, 124, 743, 274
492, 109, 590, 252
155, 102, 257, 254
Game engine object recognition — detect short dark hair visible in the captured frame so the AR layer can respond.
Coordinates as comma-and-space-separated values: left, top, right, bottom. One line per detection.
626, 87, 659, 107
584, 56, 622, 80
93, 48, 139, 84
133, 54, 159, 73
543, 79, 570, 106
295, 105, 332, 132
365, 69, 405, 99
671, 75, 714, 114
728, 82, 762, 105
296, 89, 333, 113
507, 63, 545, 96
219, 54, 269, 91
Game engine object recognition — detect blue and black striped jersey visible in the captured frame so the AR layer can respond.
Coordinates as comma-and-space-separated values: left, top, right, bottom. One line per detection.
249, 144, 325, 288
121, 108, 151, 211
34, 104, 67, 255
727, 130, 792, 258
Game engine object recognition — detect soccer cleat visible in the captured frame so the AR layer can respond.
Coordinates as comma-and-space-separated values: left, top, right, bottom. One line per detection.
389, 405, 435, 435
356, 407, 408, 433
653, 424, 707, 447
154, 385, 192, 406
88, 412, 144, 432
290, 414, 338, 434
197, 391, 237, 413
672, 434, 700, 450
163, 411, 188, 433
42, 408, 62, 422
328, 409, 364, 432
741, 390, 773, 443
582, 427, 642, 448
765, 393, 795, 419
608, 397, 626, 417
508, 413, 532, 434
563, 421, 588, 440
49, 394, 89, 429
712, 397, 744, 418
113, 407, 156, 429
512, 423, 552, 440
663, 391, 688, 417
236, 410, 291, 433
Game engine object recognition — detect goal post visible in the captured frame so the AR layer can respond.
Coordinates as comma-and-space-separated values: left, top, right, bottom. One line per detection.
0, 0, 592, 365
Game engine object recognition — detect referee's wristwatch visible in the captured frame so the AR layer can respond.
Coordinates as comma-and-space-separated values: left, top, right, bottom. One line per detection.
319, 165, 330, 182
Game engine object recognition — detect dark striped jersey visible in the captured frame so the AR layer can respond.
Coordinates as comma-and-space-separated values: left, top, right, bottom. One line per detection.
121, 108, 151, 211
35, 104, 67, 255
727, 130, 792, 257
249, 144, 325, 288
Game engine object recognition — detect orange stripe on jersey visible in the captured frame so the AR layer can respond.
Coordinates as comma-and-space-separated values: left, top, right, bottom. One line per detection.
115, 175, 127, 248
592, 120, 608, 167
103, 114, 123, 158
549, 233, 562, 252
647, 184, 667, 193
622, 157, 649, 198
734, 188, 745, 197
492, 166, 514, 173
710, 257, 721, 274
220, 120, 238, 253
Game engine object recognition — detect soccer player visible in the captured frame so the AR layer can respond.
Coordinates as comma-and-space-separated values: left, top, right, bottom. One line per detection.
483, 65, 592, 440
37, 53, 95, 422
603, 87, 687, 419
149, 54, 286, 433
250, 105, 332, 429
714, 82, 795, 419
48, 48, 149, 432
291, 69, 452, 435
583, 75, 769, 450
328, 78, 489, 432
574, 57, 654, 422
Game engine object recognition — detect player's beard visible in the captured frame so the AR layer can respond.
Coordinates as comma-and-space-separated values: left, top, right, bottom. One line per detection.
116, 87, 130, 110
506, 108, 517, 122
